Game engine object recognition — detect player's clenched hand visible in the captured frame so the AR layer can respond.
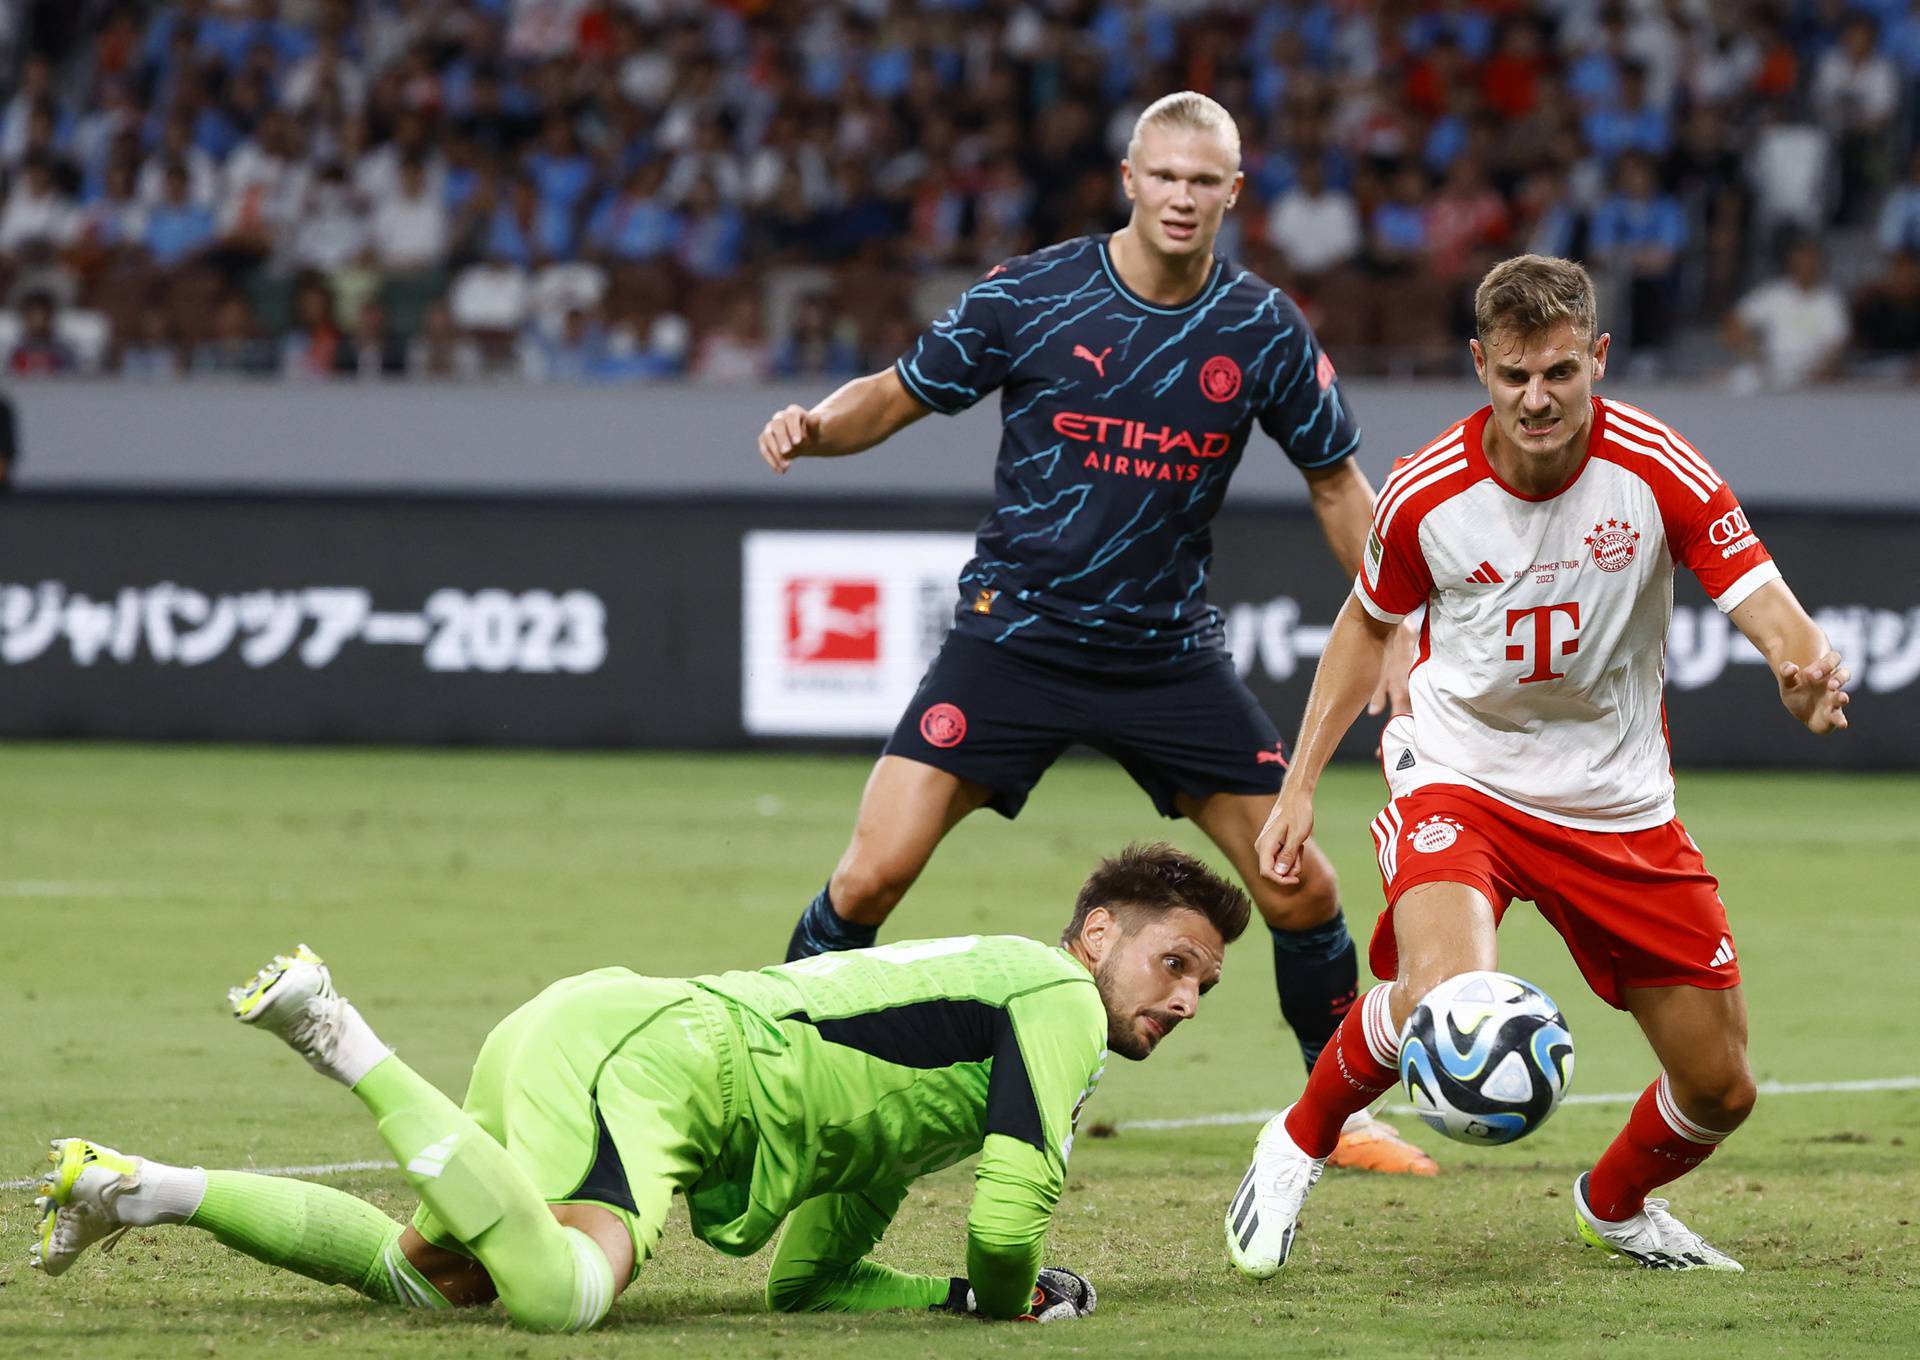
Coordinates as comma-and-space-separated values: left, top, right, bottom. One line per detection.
1779, 650, 1851, 734
934, 1267, 1096, 1322
1256, 787, 1315, 885
1021, 1267, 1096, 1322
758, 403, 822, 473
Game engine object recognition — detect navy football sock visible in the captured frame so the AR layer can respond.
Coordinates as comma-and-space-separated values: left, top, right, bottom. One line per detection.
785, 885, 879, 962
1270, 912, 1359, 1073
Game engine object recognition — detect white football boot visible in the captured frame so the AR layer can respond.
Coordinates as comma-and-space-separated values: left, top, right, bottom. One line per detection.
31, 1138, 144, 1276
1226, 1105, 1327, 1278
1573, 1173, 1744, 1272
229, 944, 391, 1087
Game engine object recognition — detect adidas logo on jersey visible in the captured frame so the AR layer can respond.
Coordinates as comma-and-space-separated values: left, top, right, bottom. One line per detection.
1466, 561, 1505, 585
1709, 937, 1737, 968
1395, 748, 1415, 771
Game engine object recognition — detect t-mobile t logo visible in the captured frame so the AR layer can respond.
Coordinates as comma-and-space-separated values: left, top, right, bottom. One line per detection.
1505, 602, 1581, 683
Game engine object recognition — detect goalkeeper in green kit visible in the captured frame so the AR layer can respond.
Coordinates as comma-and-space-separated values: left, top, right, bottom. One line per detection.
31, 843, 1246, 1329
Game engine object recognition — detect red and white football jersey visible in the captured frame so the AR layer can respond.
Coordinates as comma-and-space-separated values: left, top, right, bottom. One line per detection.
1357, 397, 1779, 831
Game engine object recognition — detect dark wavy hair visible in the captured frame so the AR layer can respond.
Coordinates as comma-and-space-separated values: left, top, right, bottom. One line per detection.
1061, 841, 1251, 947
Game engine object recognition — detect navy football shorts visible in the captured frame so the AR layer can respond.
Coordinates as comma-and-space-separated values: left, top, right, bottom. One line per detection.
881, 630, 1287, 819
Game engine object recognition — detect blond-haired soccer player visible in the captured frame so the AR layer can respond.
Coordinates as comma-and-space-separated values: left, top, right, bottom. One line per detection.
757, 91, 1433, 1176
1227, 254, 1851, 1276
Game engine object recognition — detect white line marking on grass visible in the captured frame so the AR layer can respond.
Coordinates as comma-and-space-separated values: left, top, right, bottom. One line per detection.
1115, 1076, 1920, 1131
0, 880, 353, 902
10, 1078, 1914, 1190
3, 1159, 395, 1191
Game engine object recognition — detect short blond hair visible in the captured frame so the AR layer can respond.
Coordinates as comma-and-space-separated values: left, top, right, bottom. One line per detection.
1474, 254, 1598, 344
1127, 91, 1242, 167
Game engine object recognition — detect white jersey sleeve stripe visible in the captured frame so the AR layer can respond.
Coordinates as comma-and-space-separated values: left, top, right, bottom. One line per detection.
1409, 421, 1471, 463
1376, 445, 1465, 531
1376, 437, 1464, 517
1355, 575, 1408, 624
1605, 402, 1722, 489
1608, 406, 1722, 489
1606, 429, 1715, 502
1378, 455, 1471, 536
1605, 398, 1720, 479
1713, 560, 1782, 613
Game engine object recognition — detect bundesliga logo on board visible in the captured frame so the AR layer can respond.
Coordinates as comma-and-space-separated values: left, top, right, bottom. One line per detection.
785, 579, 880, 663
1584, 519, 1640, 573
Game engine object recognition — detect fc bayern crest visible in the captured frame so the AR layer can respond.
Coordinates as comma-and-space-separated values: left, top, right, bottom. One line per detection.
1584, 518, 1640, 573
1199, 355, 1242, 403
919, 702, 967, 748
1409, 816, 1463, 853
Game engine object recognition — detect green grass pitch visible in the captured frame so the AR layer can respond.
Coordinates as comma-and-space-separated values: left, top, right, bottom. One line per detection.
1, 744, 1915, 1357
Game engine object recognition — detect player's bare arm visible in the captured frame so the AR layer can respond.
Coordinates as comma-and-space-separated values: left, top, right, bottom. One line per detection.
1302, 457, 1375, 580
1256, 594, 1396, 883
1728, 579, 1852, 733
1302, 458, 1416, 714
757, 368, 931, 473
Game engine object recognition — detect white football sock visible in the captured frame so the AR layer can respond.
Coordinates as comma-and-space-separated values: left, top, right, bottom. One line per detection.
329, 1000, 393, 1089
118, 1159, 208, 1226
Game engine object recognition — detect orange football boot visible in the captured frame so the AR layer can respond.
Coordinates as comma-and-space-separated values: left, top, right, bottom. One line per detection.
1327, 1113, 1439, 1175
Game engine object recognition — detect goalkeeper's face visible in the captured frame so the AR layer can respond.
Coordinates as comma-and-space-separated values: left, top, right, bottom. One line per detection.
1088, 907, 1225, 1061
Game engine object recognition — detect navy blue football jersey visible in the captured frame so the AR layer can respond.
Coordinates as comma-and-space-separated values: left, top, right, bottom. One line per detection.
895, 233, 1359, 664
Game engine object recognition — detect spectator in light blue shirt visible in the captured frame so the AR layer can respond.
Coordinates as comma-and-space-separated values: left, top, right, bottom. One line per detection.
674, 176, 745, 280
1878, 149, 1920, 255
1405, 2, 1492, 60
143, 162, 216, 266
1590, 153, 1686, 354
486, 177, 574, 266
1582, 62, 1670, 164
585, 162, 681, 263
527, 116, 595, 214
1368, 164, 1430, 273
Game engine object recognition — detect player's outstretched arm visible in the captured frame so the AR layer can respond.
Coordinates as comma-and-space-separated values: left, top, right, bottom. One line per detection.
1257, 594, 1396, 884
757, 368, 932, 473
1728, 579, 1852, 733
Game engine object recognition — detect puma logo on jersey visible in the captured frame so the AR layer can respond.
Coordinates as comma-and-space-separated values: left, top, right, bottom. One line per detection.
1072, 344, 1112, 377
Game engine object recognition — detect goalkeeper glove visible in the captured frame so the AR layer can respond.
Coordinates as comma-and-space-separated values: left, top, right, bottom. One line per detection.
933, 1267, 1097, 1322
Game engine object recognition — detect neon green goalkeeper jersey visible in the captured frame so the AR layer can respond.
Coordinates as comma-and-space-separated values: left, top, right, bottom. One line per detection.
685, 934, 1107, 1308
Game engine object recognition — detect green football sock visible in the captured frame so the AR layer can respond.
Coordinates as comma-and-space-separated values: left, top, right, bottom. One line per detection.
188, 1171, 449, 1308
351, 1054, 615, 1333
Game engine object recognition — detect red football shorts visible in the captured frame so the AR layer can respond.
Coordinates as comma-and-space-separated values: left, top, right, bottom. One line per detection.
1366, 783, 1739, 1009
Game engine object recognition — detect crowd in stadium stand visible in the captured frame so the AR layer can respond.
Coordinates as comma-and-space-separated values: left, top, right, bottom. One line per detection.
0, 0, 1918, 385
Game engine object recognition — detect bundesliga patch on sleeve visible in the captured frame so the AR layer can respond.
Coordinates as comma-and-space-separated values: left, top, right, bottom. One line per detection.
1364, 528, 1384, 588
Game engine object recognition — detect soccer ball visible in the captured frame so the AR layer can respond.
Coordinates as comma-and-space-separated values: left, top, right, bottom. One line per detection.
1397, 970, 1574, 1146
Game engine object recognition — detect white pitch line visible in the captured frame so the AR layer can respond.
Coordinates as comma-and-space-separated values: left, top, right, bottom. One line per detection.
1110, 1075, 1920, 1131
4, 1158, 394, 1192
9, 1077, 1915, 1191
